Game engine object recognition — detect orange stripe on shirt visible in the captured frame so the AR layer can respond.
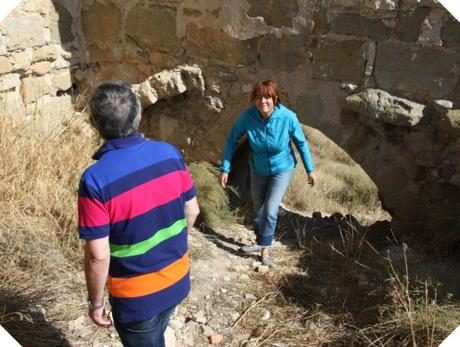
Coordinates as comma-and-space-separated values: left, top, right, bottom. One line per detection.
108, 252, 189, 298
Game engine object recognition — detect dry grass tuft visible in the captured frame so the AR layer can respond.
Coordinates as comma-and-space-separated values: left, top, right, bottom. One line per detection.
0, 112, 97, 345
357, 244, 460, 347
189, 161, 238, 228
0, 113, 97, 259
238, 222, 460, 347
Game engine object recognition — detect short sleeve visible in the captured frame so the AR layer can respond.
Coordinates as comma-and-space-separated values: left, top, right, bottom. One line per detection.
78, 179, 110, 240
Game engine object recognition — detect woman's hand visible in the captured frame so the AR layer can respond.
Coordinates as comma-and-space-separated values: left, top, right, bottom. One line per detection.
307, 172, 317, 187
220, 172, 228, 188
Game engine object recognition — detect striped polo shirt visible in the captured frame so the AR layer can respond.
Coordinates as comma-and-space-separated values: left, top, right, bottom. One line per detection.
78, 133, 196, 323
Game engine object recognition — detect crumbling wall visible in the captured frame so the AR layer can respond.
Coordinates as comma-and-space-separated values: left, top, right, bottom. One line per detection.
1, 0, 460, 237
0, 0, 85, 119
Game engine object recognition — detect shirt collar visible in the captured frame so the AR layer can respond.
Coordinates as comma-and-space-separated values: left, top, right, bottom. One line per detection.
92, 133, 144, 160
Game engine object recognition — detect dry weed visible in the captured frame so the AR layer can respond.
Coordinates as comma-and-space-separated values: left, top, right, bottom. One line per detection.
189, 161, 238, 228
0, 112, 97, 345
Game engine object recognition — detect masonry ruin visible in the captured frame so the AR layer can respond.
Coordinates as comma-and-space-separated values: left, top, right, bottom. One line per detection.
1, 0, 459, 240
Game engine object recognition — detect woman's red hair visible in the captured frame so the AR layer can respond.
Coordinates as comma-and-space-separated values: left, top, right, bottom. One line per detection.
250, 80, 281, 104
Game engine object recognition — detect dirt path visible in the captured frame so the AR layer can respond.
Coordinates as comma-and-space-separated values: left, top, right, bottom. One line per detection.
59, 222, 295, 347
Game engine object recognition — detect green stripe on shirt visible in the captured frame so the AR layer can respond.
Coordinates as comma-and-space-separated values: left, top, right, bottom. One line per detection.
110, 218, 187, 258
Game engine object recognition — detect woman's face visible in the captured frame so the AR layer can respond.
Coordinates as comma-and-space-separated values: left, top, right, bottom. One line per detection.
254, 95, 275, 118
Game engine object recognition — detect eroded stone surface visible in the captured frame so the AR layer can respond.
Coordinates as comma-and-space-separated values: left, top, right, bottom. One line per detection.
3, 16, 46, 50
345, 88, 426, 127
258, 33, 307, 72
375, 41, 460, 99
125, 3, 180, 55
247, 0, 299, 28
186, 24, 258, 65
312, 38, 367, 84
82, 2, 122, 49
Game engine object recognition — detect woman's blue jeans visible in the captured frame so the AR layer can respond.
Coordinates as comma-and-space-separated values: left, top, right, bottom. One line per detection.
113, 305, 175, 347
250, 169, 293, 247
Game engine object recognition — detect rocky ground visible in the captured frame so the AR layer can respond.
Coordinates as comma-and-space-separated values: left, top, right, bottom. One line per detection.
69, 223, 287, 347
7, 207, 460, 347
60, 207, 373, 347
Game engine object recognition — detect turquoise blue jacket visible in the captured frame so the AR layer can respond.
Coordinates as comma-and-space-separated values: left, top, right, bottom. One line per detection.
220, 104, 315, 176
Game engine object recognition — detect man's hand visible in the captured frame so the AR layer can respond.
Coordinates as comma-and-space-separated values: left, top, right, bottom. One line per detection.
307, 172, 317, 186
88, 305, 112, 328
220, 172, 228, 189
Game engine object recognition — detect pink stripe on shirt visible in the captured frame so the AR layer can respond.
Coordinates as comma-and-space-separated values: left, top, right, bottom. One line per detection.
79, 170, 193, 227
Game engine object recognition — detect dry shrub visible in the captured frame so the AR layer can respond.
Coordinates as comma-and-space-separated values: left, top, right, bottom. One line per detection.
357, 244, 460, 347
248, 222, 460, 347
284, 126, 387, 224
0, 112, 97, 345
0, 112, 97, 259
188, 161, 238, 228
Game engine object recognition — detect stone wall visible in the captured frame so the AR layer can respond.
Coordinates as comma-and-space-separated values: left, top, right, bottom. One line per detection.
0, 0, 84, 119
1, 0, 460, 238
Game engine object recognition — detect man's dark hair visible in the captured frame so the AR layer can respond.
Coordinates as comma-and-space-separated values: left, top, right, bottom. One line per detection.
89, 81, 141, 139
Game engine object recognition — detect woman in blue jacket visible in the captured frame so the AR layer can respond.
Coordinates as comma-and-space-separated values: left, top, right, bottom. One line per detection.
220, 80, 317, 266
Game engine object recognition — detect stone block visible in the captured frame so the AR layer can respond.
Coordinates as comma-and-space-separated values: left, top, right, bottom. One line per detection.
32, 45, 60, 62
0, 56, 13, 74
0, 35, 6, 56
33, 95, 74, 117
400, 0, 440, 10
331, 13, 393, 40
247, 0, 299, 28
437, 109, 460, 136
295, 94, 324, 129
182, 8, 202, 18
125, 4, 180, 55
0, 91, 25, 116
30, 61, 52, 75
395, 7, 431, 42
3, 16, 46, 50
0, 74, 20, 92
82, 2, 121, 48
86, 46, 114, 63
374, 162, 409, 196
21, 75, 51, 103
442, 20, 460, 49
52, 56, 71, 70
345, 88, 426, 127
331, 0, 397, 15
418, 8, 444, 46
186, 24, 258, 66
52, 70, 72, 91
11, 49, 33, 71
363, 0, 397, 11
257, 34, 307, 72
22, 0, 50, 15
50, 2, 74, 44
375, 41, 460, 99
311, 38, 366, 84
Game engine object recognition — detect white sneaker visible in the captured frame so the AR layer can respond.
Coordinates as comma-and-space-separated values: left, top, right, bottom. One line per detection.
239, 244, 262, 253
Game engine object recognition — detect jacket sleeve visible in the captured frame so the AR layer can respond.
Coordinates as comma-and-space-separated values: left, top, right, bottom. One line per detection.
220, 114, 246, 173
290, 114, 315, 173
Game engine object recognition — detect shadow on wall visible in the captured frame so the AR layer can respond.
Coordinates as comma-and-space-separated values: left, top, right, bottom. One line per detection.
50, 1, 82, 107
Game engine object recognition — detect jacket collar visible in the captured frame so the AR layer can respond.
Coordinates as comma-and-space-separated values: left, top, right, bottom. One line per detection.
252, 104, 281, 122
92, 133, 144, 160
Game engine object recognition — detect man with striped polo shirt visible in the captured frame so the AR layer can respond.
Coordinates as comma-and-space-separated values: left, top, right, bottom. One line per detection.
78, 81, 200, 347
